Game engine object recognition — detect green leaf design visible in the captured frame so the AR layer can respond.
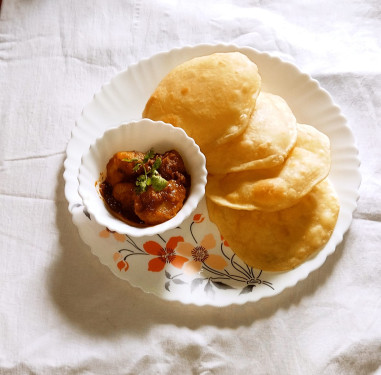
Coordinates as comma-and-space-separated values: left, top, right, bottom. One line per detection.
211, 281, 234, 290
204, 280, 215, 298
165, 281, 171, 292
172, 279, 186, 285
191, 278, 204, 293
239, 285, 255, 295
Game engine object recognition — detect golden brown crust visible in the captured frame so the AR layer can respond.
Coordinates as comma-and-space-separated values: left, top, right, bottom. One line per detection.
206, 124, 331, 211
142, 52, 261, 151
205, 92, 297, 174
207, 179, 340, 271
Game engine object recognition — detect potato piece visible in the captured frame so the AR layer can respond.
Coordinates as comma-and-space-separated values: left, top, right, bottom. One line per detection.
106, 151, 145, 186
134, 181, 186, 225
112, 182, 137, 212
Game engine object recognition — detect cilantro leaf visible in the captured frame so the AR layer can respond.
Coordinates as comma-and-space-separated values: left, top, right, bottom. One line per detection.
121, 149, 168, 194
151, 157, 162, 174
151, 174, 168, 192
143, 149, 155, 163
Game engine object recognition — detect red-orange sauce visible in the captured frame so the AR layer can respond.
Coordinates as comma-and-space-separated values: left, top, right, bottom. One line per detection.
99, 149, 190, 227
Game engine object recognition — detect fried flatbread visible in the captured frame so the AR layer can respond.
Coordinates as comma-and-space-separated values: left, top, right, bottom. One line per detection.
142, 52, 261, 151
205, 92, 297, 174
206, 124, 331, 211
207, 179, 340, 271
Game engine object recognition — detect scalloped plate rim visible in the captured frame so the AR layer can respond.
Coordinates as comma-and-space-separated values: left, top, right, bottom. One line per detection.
63, 43, 361, 307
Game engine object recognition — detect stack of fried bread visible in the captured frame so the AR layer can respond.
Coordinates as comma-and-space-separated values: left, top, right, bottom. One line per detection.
143, 52, 340, 272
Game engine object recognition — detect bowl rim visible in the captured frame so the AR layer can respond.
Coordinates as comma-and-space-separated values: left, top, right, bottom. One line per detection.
78, 119, 207, 237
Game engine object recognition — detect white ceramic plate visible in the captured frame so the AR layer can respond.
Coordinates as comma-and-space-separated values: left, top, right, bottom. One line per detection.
64, 44, 361, 307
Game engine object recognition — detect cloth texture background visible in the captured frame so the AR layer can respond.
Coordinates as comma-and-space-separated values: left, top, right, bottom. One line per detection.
0, 0, 380, 374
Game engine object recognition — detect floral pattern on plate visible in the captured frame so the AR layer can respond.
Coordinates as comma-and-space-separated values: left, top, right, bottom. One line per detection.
107, 211, 274, 298
65, 44, 360, 306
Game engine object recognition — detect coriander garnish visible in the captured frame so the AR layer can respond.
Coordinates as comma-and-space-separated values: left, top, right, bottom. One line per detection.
123, 149, 168, 193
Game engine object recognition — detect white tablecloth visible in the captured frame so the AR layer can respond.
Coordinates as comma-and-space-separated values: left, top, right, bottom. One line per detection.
0, 1, 380, 374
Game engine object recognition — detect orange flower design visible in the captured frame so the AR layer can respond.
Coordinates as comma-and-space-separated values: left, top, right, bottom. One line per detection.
176, 233, 227, 275
113, 252, 129, 271
143, 236, 188, 272
220, 235, 230, 247
117, 259, 129, 271
193, 213, 205, 223
113, 252, 122, 262
99, 228, 125, 242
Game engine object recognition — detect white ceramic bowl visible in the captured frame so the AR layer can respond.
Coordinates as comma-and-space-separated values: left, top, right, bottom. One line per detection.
78, 119, 207, 237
